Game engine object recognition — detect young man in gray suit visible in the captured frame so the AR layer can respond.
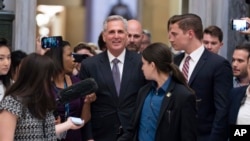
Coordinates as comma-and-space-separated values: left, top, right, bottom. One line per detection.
168, 13, 233, 141
79, 15, 146, 141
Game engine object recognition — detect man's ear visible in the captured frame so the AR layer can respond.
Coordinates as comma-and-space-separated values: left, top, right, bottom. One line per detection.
102, 32, 106, 42
220, 42, 224, 48
187, 30, 195, 39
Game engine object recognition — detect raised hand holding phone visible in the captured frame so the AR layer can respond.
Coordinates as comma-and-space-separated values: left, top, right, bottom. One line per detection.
41, 36, 63, 49
238, 17, 250, 34
232, 19, 248, 31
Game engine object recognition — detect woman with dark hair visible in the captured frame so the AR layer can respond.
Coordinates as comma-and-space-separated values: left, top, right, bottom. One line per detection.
130, 42, 197, 141
0, 38, 11, 101
0, 53, 84, 140
9, 50, 27, 82
45, 41, 96, 141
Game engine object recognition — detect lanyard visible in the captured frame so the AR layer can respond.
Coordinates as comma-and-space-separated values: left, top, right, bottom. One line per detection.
63, 79, 70, 119
53, 78, 70, 120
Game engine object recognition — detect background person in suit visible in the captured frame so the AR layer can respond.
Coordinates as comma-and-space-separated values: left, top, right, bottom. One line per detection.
126, 19, 144, 53
203, 25, 223, 54
130, 42, 197, 141
79, 15, 146, 141
231, 43, 250, 88
229, 51, 250, 133
168, 13, 233, 141
228, 53, 250, 140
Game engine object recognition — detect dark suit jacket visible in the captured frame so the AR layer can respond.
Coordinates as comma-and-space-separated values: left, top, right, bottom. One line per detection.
174, 49, 233, 141
131, 80, 197, 141
79, 50, 146, 141
229, 86, 248, 125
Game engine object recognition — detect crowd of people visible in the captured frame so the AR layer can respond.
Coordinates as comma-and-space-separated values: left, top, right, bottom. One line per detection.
0, 13, 250, 141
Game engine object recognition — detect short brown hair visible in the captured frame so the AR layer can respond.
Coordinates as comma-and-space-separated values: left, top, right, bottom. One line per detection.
168, 13, 203, 40
204, 25, 223, 42
74, 42, 97, 55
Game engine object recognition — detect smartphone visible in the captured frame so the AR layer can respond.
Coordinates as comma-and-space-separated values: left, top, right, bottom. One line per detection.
41, 36, 63, 49
72, 53, 89, 63
232, 19, 248, 31
70, 117, 84, 125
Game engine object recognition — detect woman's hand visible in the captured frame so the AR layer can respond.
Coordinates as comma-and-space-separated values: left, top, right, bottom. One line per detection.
54, 116, 61, 125
81, 93, 96, 122
67, 117, 84, 129
84, 93, 97, 104
55, 117, 84, 136
240, 17, 250, 34
36, 36, 50, 55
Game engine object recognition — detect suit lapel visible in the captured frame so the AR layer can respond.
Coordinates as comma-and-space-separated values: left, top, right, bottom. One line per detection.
156, 81, 175, 128
119, 51, 136, 98
174, 53, 185, 66
99, 52, 119, 101
188, 49, 208, 85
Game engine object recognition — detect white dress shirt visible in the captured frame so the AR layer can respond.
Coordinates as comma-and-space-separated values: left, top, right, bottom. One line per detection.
237, 85, 250, 124
179, 46, 205, 81
107, 49, 126, 80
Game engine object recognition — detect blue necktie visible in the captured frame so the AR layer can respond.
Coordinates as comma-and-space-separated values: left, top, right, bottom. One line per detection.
112, 58, 120, 96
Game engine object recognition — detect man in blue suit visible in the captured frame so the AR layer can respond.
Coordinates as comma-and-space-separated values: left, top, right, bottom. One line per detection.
79, 15, 146, 141
168, 13, 233, 141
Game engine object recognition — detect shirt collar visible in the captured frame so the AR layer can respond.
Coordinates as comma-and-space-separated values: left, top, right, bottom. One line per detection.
151, 76, 172, 93
246, 85, 250, 97
184, 45, 204, 63
107, 49, 126, 64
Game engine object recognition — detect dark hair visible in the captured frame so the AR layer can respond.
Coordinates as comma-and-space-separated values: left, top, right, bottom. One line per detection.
74, 42, 97, 55
0, 38, 10, 47
204, 25, 223, 42
9, 50, 27, 80
97, 32, 106, 51
235, 42, 250, 59
168, 13, 203, 40
0, 37, 11, 88
5, 53, 56, 119
142, 42, 193, 92
45, 41, 70, 76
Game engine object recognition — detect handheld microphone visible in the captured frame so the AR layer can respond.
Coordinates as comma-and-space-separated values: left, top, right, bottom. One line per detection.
56, 78, 98, 104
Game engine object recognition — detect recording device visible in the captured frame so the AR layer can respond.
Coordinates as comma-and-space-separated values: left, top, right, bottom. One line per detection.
41, 36, 63, 49
70, 117, 84, 125
232, 19, 249, 31
56, 78, 98, 104
72, 53, 89, 63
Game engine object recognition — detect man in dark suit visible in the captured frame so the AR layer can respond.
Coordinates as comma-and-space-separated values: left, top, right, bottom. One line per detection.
168, 13, 233, 141
229, 85, 248, 125
79, 15, 146, 141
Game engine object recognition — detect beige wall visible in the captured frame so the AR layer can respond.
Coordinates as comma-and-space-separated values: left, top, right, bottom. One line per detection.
38, 0, 82, 6
64, 6, 85, 47
37, 0, 183, 48
37, 0, 85, 47
140, 0, 182, 46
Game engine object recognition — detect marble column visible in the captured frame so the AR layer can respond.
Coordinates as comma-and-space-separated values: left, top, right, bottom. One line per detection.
4, 0, 15, 11
15, 0, 37, 53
